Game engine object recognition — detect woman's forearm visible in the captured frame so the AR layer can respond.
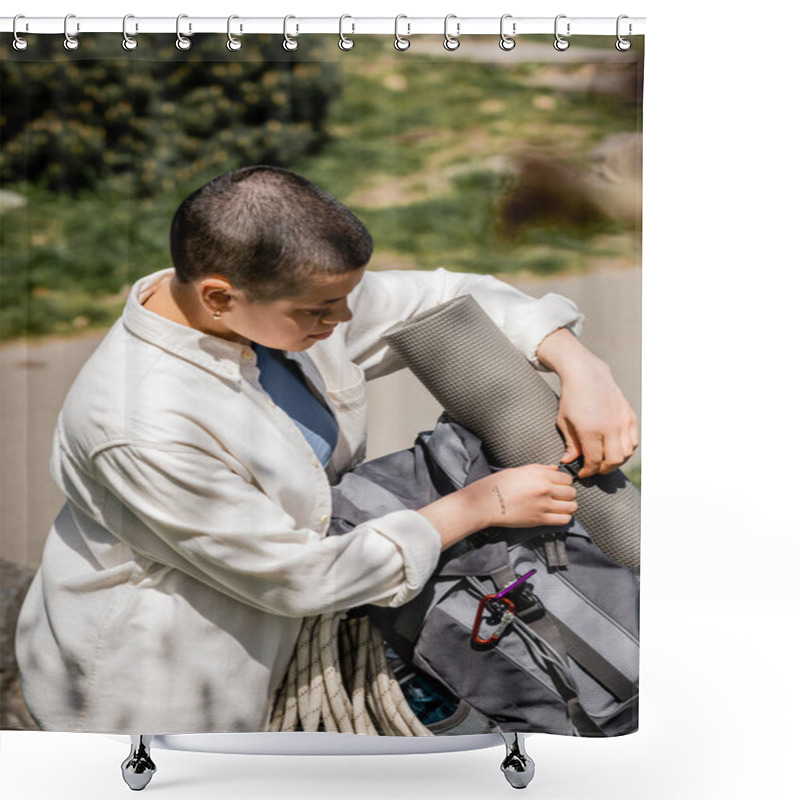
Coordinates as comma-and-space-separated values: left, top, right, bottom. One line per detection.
536, 326, 605, 376
417, 483, 491, 550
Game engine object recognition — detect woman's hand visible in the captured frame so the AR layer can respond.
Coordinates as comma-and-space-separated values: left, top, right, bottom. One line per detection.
419, 464, 577, 550
536, 328, 639, 478
472, 464, 578, 528
557, 358, 638, 478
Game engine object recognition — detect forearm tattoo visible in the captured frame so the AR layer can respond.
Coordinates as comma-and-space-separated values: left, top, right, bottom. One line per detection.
492, 485, 507, 516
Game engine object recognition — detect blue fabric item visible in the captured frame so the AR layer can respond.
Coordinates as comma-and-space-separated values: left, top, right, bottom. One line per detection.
384, 645, 459, 727
253, 345, 339, 467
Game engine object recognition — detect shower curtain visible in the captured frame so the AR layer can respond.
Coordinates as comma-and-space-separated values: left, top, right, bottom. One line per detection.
1, 23, 643, 739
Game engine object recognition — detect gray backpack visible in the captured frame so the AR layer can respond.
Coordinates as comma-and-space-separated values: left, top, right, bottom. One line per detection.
330, 416, 639, 737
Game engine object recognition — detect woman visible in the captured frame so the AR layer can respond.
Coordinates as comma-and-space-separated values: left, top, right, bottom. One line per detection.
15, 165, 637, 733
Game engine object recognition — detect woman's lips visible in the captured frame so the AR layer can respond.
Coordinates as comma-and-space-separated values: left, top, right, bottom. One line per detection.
309, 328, 335, 340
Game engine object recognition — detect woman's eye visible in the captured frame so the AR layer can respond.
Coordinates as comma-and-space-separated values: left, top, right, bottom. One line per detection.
304, 309, 326, 317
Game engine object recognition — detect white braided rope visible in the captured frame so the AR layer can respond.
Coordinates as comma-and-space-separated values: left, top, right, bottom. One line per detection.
349, 615, 378, 735
320, 612, 355, 732
269, 612, 433, 736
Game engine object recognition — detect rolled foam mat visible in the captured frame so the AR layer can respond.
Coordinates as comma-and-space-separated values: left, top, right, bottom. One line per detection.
382, 295, 640, 570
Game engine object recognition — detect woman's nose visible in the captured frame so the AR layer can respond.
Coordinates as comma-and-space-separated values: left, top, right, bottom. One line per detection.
325, 300, 352, 324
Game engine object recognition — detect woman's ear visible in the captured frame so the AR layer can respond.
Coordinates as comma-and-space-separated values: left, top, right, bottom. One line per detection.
197, 277, 235, 317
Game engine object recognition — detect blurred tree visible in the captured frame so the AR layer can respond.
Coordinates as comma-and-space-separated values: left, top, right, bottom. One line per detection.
1, 34, 341, 197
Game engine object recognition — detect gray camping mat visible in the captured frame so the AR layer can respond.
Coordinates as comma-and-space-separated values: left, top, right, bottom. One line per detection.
382, 295, 640, 570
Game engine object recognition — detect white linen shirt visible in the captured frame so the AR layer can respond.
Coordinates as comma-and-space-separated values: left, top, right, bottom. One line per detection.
15, 267, 584, 734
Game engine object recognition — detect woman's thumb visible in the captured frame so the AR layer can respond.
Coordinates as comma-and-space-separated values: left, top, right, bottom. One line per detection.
559, 421, 581, 463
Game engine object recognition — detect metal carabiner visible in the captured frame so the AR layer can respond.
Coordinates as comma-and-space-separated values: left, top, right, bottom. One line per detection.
12, 15, 29, 51
443, 14, 460, 51
394, 14, 411, 51
553, 14, 570, 52
227, 15, 242, 51
499, 14, 516, 51
64, 13, 80, 51
122, 14, 138, 51
339, 14, 355, 50
472, 594, 516, 646
471, 567, 537, 646
175, 14, 192, 50
616, 14, 632, 51
283, 15, 299, 51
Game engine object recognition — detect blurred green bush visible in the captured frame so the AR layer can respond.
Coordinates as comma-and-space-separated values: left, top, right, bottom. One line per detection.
1, 34, 340, 198
1, 36, 642, 341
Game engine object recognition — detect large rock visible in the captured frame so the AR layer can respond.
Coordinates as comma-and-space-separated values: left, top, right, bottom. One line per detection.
1, 559, 39, 730
587, 132, 643, 226
498, 153, 608, 236
0, 189, 26, 213
498, 132, 643, 235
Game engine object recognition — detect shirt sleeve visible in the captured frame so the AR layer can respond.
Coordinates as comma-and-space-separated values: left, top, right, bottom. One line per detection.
91, 443, 442, 617
344, 268, 585, 380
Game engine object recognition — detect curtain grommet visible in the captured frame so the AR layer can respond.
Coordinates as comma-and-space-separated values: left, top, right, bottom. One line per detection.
226, 15, 243, 51
338, 14, 355, 51
553, 14, 570, 51
615, 15, 632, 51
121, 14, 138, 51
443, 14, 460, 51
283, 15, 299, 51
175, 14, 192, 50
499, 14, 516, 51
63, 13, 80, 51
12, 15, 29, 51
394, 15, 411, 51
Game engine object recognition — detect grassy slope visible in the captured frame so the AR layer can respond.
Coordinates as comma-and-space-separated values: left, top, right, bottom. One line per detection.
1, 38, 640, 340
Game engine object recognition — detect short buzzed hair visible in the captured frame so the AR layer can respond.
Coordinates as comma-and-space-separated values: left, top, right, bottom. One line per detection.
170, 166, 373, 300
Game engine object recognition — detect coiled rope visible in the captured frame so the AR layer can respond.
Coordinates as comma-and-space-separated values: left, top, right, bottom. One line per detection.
269, 612, 432, 736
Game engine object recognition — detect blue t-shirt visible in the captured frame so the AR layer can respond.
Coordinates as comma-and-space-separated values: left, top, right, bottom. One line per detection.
253, 345, 339, 468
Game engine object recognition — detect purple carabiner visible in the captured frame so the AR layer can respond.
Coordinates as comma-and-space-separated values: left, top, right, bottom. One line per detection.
494, 568, 537, 600
471, 569, 538, 647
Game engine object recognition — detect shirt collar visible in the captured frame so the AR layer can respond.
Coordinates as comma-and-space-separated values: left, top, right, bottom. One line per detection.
123, 269, 253, 384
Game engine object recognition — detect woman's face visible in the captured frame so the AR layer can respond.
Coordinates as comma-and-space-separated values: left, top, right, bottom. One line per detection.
221, 267, 367, 351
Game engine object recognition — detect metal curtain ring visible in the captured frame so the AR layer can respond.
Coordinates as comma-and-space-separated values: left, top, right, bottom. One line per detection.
553, 14, 570, 51
12, 14, 29, 51
394, 15, 411, 51
175, 13, 192, 50
283, 15, 299, 51
122, 14, 138, 51
63, 13, 80, 51
443, 14, 460, 51
227, 15, 242, 51
616, 14, 632, 51
339, 14, 354, 50
499, 14, 516, 51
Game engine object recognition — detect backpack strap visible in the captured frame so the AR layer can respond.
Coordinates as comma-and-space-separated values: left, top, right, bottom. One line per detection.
517, 602, 606, 737
489, 568, 608, 737
541, 531, 570, 570
546, 616, 636, 703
